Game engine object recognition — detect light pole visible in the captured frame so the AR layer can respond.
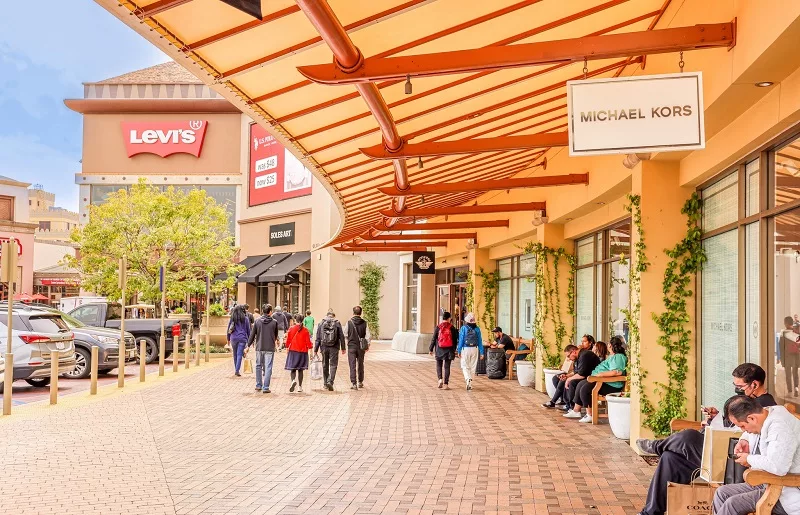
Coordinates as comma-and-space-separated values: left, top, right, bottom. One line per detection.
2, 240, 18, 415
158, 264, 166, 376
118, 256, 127, 388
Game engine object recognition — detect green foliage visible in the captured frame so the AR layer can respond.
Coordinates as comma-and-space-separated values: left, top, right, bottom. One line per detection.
645, 192, 706, 436
522, 243, 576, 369
66, 180, 244, 305
357, 261, 386, 338
208, 303, 227, 317
462, 270, 475, 314
172, 307, 186, 314
476, 267, 499, 333
199, 343, 230, 354
620, 194, 654, 421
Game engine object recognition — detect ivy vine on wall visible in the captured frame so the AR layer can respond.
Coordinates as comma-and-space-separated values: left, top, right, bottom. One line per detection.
357, 261, 387, 338
645, 192, 706, 436
477, 267, 499, 333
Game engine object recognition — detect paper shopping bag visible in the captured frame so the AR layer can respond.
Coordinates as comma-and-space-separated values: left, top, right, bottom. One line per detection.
666, 482, 718, 515
243, 355, 253, 374
699, 427, 742, 483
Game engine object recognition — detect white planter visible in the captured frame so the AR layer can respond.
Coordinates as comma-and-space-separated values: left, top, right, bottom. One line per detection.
606, 393, 631, 440
543, 368, 562, 398
516, 361, 535, 387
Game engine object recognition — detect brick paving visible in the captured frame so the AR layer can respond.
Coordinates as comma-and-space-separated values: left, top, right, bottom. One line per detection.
0, 344, 653, 514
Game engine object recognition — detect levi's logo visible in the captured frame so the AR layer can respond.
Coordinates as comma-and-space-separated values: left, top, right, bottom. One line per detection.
122, 120, 208, 158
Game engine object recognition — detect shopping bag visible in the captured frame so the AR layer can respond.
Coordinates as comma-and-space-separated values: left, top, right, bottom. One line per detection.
243, 350, 253, 374
666, 481, 718, 515
699, 426, 742, 483
310, 355, 323, 381
724, 437, 746, 485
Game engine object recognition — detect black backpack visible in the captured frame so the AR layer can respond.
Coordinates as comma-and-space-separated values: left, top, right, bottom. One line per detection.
321, 319, 337, 346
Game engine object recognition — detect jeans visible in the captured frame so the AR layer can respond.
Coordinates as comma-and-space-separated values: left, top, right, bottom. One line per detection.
713, 483, 788, 515
436, 358, 452, 384
230, 340, 246, 374
321, 346, 339, 385
574, 379, 623, 408
550, 376, 567, 403
255, 351, 274, 390
348, 347, 365, 384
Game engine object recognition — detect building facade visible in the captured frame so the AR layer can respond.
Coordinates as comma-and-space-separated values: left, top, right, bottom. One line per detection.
0, 176, 36, 299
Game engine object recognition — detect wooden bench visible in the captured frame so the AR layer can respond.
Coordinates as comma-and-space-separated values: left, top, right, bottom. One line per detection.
505, 337, 530, 380
587, 375, 627, 425
670, 403, 797, 433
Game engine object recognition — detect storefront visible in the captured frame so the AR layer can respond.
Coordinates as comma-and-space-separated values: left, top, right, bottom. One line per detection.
33, 265, 81, 306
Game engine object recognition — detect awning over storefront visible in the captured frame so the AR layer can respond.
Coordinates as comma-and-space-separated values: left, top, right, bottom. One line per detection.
236, 254, 285, 283
257, 252, 311, 284
215, 254, 268, 281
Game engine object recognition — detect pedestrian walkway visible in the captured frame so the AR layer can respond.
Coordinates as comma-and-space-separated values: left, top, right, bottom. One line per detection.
0, 344, 652, 514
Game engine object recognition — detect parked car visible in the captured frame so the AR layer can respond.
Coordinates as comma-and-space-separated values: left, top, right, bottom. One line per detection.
68, 302, 188, 364
0, 305, 76, 393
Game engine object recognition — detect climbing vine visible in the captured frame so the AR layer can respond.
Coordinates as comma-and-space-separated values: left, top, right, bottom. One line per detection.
522, 243, 576, 368
356, 261, 386, 339
645, 192, 706, 436
620, 194, 654, 416
477, 267, 499, 332
464, 270, 475, 314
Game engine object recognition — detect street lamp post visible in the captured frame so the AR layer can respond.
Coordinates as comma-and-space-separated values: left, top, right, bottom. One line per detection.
118, 256, 127, 388
2, 240, 18, 415
158, 264, 166, 377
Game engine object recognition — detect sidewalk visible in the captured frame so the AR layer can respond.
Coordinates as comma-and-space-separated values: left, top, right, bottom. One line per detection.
0, 343, 652, 514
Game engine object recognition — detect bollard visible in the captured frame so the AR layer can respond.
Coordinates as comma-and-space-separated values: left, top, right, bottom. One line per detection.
3, 352, 13, 415
139, 340, 146, 383
204, 327, 210, 363
49, 350, 59, 405
158, 334, 165, 377
195, 332, 201, 367
184, 328, 191, 370
90, 346, 99, 395
173, 331, 179, 373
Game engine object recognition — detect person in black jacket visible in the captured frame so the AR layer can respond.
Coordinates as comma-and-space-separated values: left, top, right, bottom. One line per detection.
272, 306, 290, 351
246, 303, 279, 393
561, 335, 600, 412
344, 305, 372, 390
313, 310, 346, 391
430, 312, 458, 390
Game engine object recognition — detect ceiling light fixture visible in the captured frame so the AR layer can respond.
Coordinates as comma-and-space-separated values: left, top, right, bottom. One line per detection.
405, 74, 412, 94
597, 201, 606, 205
755, 81, 773, 87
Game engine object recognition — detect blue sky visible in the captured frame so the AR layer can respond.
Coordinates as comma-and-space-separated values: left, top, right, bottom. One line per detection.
0, 2, 168, 211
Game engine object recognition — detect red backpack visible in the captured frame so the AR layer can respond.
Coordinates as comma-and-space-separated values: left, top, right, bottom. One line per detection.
437, 321, 453, 348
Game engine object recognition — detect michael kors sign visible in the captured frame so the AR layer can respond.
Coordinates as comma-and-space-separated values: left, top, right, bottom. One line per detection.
567, 72, 705, 156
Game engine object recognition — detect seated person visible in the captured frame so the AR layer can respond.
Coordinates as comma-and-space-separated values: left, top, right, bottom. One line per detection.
562, 336, 602, 412
491, 327, 515, 352
635, 363, 777, 515
541, 344, 578, 409
713, 396, 800, 515
564, 336, 627, 423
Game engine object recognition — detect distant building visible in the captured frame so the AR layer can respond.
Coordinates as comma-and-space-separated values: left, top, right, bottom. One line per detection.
0, 175, 36, 299
28, 185, 80, 243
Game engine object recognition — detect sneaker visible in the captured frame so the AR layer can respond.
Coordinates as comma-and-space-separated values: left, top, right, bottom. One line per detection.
554, 401, 565, 407
358, 383, 364, 389
563, 411, 583, 419
235, 372, 241, 377
444, 384, 450, 390
541, 401, 556, 409
326, 383, 334, 391
262, 388, 271, 394
438, 379, 444, 389
255, 386, 261, 391
466, 379, 472, 391
636, 439, 657, 456
290, 380, 297, 393
298, 386, 303, 393
351, 383, 358, 390
579, 414, 592, 423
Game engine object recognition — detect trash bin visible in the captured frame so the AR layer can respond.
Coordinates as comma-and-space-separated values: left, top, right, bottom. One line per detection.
476, 350, 487, 375
486, 348, 506, 379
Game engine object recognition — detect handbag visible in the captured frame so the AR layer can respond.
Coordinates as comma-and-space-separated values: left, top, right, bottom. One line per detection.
724, 437, 746, 485
359, 337, 370, 351
310, 354, 323, 381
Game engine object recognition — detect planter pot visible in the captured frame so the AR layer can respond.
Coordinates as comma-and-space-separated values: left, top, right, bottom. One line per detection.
606, 393, 632, 440
543, 368, 562, 398
199, 315, 231, 346
167, 313, 191, 321
516, 361, 535, 387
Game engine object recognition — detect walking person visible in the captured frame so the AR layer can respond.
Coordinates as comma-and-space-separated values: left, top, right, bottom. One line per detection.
430, 311, 457, 389
303, 309, 315, 338
226, 305, 251, 377
344, 306, 371, 390
285, 313, 313, 393
246, 303, 279, 393
313, 310, 345, 391
273, 306, 289, 351
457, 313, 484, 391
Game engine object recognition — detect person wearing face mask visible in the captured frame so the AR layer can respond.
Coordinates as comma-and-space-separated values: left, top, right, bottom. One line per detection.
635, 363, 777, 515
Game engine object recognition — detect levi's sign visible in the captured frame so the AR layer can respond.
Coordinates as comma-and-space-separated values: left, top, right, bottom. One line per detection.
567, 72, 705, 156
122, 120, 208, 158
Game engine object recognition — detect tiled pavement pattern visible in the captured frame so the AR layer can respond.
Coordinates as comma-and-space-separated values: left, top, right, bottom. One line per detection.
0, 344, 653, 514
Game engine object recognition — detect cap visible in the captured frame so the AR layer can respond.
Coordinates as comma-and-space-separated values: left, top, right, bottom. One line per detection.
493, 327, 503, 333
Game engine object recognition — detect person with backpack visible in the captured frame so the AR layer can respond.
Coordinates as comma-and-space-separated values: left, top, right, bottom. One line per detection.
273, 306, 289, 351
429, 311, 458, 389
285, 313, 313, 393
344, 305, 371, 390
313, 310, 345, 391
226, 305, 251, 377
246, 303, 279, 393
457, 312, 484, 391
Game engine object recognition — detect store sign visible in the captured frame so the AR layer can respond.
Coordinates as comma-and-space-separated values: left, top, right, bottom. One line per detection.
269, 222, 295, 247
40, 278, 79, 286
121, 120, 208, 158
412, 251, 436, 275
249, 123, 312, 206
0, 237, 22, 256
567, 72, 705, 156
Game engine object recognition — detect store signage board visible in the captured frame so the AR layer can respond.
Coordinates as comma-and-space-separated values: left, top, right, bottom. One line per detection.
40, 278, 79, 286
412, 251, 436, 275
122, 120, 208, 157
249, 123, 313, 206
567, 72, 704, 156
269, 222, 295, 247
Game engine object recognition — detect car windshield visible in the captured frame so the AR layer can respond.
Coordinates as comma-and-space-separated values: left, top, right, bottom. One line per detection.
27, 315, 70, 333
55, 311, 85, 328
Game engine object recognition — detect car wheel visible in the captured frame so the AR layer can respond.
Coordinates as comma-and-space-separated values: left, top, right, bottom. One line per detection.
141, 336, 158, 364
25, 377, 51, 388
64, 347, 91, 379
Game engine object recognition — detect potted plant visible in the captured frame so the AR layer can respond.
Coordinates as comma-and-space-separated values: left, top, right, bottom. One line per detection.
605, 392, 632, 440
516, 355, 536, 387
167, 306, 191, 321
199, 303, 230, 346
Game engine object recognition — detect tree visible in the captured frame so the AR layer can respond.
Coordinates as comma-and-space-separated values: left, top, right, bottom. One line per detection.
66, 180, 244, 305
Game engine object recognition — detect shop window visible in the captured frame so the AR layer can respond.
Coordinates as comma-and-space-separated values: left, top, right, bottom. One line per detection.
576, 267, 594, 340
404, 264, 418, 331
774, 207, 800, 408
745, 223, 760, 364
746, 159, 760, 216
774, 134, 800, 208
0, 196, 14, 221
38, 221, 51, 231
702, 172, 738, 231
495, 256, 535, 338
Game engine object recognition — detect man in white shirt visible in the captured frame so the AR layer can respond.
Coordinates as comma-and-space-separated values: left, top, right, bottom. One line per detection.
713, 396, 800, 515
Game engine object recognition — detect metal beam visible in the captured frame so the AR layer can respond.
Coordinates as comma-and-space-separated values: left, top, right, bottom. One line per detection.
298, 22, 735, 84
360, 233, 477, 241
378, 173, 587, 196
137, 0, 193, 19
384, 221, 509, 231
380, 202, 545, 218
336, 246, 429, 252
185, 5, 301, 51
361, 132, 569, 160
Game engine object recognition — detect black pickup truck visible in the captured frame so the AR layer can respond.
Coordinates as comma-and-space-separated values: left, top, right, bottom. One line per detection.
67, 302, 189, 364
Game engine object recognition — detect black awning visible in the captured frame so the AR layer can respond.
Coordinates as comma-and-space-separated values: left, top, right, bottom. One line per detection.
216, 254, 269, 281
237, 253, 290, 283
257, 252, 311, 284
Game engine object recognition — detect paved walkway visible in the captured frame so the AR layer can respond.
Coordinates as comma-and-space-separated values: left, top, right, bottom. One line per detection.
0, 344, 652, 514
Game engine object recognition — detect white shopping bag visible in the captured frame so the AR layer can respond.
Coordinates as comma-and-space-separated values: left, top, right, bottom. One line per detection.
699, 426, 742, 483
310, 354, 323, 381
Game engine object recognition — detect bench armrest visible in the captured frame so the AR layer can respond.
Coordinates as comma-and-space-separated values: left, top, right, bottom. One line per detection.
587, 375, 626, 384
506, 350, 531, 356
671, 419, 703, 432
745, 470, 800, 487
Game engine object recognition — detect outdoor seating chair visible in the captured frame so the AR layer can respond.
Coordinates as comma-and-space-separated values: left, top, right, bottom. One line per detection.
669, 404, 797, 433
587, 375, 627, 425
505, 338, 529, 380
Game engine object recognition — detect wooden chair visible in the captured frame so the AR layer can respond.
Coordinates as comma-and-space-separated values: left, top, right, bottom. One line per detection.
669, 403, 797, 433
587, 375, 627, 425
505, 338, 529, 380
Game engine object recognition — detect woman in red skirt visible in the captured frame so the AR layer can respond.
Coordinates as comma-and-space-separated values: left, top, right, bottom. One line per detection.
285, 313, 313, 393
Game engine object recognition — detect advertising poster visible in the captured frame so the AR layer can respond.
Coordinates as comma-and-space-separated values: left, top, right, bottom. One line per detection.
249, 123, 312, 206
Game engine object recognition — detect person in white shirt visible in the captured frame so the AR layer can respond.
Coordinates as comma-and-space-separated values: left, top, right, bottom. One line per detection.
713, 397, 800, 515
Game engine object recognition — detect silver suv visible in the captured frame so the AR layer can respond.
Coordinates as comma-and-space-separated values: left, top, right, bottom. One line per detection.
0, 307, 76, 393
